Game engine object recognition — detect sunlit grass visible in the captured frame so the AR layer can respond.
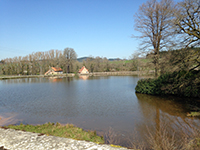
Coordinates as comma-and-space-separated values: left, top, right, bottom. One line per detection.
5, 122, 104, 144
187, 112, 200, 117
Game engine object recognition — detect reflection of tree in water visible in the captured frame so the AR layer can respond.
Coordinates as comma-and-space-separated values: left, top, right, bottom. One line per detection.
1, 77, 76, 84
134, 93, 200, 148
0, 113, 22, 126
103, 127, 134, 148
61, 77, 74, 82
1, 78, 49, 84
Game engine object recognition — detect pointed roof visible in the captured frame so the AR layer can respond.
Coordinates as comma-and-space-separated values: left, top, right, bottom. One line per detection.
79, 66, 89, 73
51, 67, 63, 72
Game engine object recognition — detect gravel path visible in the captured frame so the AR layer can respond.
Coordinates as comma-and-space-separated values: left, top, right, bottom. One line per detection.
0, 128, 129, 150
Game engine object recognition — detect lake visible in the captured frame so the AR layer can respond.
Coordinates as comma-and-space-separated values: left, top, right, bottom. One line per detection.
0, 76, 199, 147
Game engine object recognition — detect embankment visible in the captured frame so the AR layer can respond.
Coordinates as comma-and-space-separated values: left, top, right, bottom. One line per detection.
0, 71, 154, 80
80, 71, 153, 76
0, 127, 127, 150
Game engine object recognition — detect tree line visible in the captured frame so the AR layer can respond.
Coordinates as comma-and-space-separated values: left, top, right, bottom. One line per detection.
0, 48, 137, 75
0, 48, 75, 75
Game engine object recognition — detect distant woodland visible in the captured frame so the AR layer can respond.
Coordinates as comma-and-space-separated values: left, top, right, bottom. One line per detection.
0, 48, 140, 75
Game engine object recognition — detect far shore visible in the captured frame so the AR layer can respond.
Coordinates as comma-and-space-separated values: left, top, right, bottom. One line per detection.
0, 71, 154, 80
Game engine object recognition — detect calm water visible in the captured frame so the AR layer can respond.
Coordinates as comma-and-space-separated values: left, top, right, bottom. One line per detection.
0, 76, 200, 147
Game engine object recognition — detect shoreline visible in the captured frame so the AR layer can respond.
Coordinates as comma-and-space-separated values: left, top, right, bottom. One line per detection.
0, 127, 127, 150
0, 71, 154, 80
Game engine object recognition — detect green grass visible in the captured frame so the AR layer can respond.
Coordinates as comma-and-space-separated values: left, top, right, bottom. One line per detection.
139, 58, 152, 63
108, 59, 151, 64
187, 112, 200, 117
124, 60, 133, 63
5, 122, 104, 144
109, 60, 133, 65
109, 61, 124, 64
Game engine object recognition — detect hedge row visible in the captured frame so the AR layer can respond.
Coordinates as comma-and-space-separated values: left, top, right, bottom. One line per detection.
135, 70, 200, 98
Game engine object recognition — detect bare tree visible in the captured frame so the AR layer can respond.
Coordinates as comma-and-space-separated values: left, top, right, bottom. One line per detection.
84, 57, 95, 72
134, 0, 175, 77
173, 0, 200, 71
103, 57, 110, 72
94, 57, 102, 72
63, 48, 77, 73
174, 0, 200, 47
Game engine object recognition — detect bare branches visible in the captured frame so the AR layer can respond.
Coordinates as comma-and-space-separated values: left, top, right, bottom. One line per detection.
134, 0, 175, 76
174, 0, 200, 47
63, 48, 77, 73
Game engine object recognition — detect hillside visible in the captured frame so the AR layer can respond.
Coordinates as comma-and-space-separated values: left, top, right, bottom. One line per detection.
77, 57, 122, 62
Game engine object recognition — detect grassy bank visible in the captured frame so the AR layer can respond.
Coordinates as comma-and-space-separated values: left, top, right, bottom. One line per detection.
4, 122, 104, 144
3, 122, 200, 149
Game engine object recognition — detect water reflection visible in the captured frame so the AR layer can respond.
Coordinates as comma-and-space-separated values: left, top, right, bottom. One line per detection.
0, 77, 76, 84
136, 93, 188, 118
1, 78, 49, 84
134, 93, 200, 147
49, 77, 64, 82
79, 75, 89, 80
0, 113, 22, 126
0, 76, 199, 148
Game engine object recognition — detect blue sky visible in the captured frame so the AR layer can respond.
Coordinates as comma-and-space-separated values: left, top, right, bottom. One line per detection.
0, 0, 180, 60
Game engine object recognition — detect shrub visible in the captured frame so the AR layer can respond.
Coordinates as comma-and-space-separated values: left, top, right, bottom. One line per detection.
135, 70, 200, 98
